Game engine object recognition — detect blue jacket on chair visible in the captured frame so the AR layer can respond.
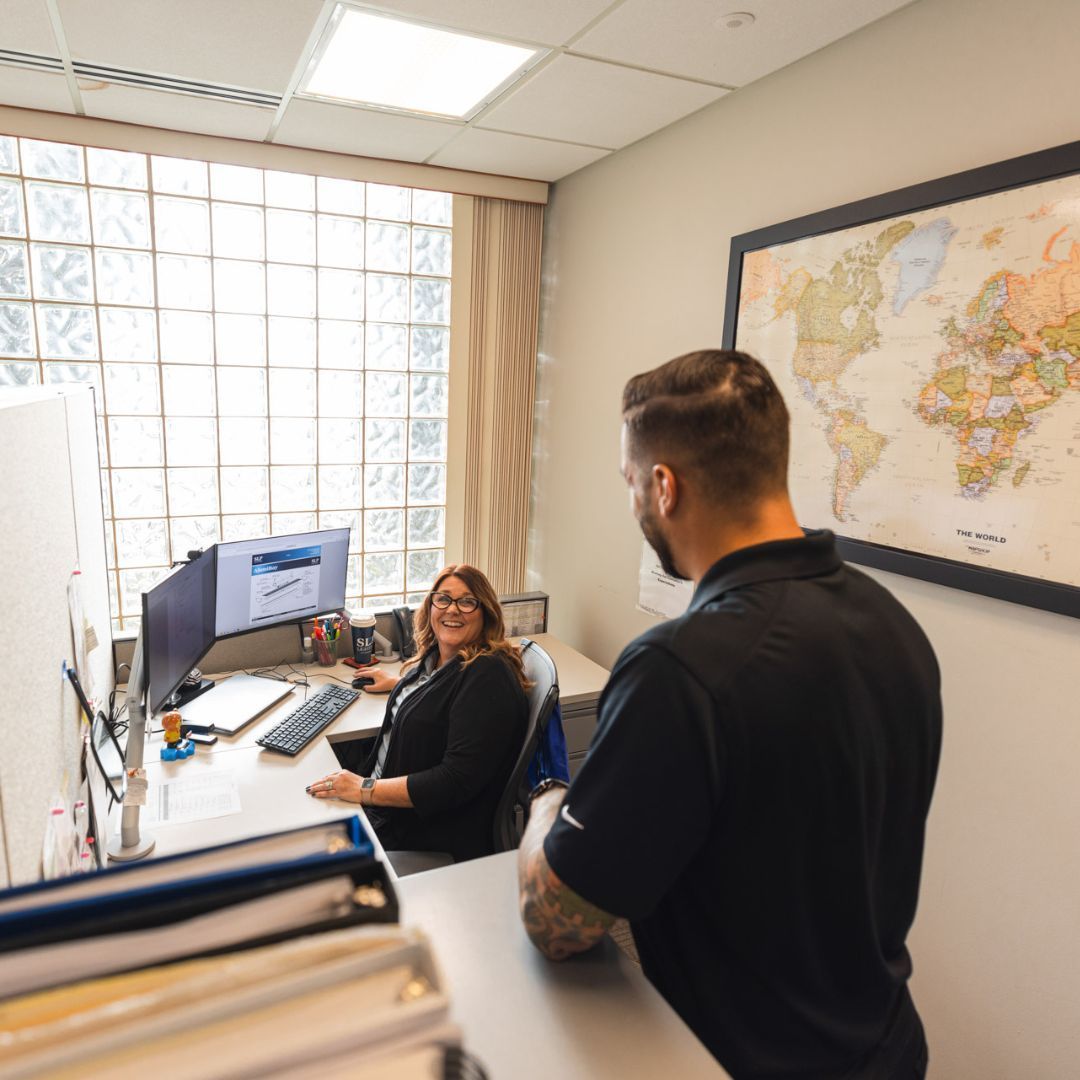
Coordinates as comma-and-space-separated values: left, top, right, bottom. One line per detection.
527, 701, 570, 787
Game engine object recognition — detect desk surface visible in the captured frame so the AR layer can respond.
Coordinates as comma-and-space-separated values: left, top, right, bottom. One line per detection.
149, 632, 610, 757
142, 740, 373, 859
138, 632, 610, 859
398, 852, 727, 1079
131, 638, 721, 1078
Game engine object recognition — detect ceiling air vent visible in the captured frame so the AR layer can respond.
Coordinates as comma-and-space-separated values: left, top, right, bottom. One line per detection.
70, 61, 281, 108
0, 49, 65, 74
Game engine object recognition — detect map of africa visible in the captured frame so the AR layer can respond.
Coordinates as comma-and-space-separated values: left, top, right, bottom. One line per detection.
734, 175, 1080, 590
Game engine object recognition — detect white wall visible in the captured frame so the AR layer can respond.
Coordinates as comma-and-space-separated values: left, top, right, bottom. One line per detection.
529, 0, 1080, 1075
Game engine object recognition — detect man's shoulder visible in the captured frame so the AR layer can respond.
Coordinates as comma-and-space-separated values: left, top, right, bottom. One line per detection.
616, 604, 752, 677
602, 618, 730, 714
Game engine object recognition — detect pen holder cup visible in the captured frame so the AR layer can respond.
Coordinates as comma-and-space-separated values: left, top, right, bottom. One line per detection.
313, 636, 337, 667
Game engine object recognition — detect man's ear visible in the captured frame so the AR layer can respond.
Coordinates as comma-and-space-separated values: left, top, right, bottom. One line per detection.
653, 463, 679, 518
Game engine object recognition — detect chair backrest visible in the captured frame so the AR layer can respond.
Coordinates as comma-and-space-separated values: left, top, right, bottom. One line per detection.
492, 638, 559, 853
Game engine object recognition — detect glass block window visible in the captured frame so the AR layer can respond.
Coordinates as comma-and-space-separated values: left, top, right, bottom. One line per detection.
0, 135, 453, 632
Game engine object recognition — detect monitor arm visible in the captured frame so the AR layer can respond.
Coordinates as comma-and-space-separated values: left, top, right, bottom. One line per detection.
107, 626, 156, 862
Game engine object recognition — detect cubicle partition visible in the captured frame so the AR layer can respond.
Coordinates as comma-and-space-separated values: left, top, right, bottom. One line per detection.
0, 386, 113, 887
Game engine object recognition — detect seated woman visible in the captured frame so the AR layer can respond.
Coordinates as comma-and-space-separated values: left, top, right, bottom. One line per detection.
306, 564, 529, 863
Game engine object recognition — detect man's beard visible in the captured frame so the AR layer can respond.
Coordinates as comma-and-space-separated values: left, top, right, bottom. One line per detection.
638, 508, 688, 581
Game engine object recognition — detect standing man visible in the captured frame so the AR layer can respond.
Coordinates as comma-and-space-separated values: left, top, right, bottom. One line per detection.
518, 350, 942, 1079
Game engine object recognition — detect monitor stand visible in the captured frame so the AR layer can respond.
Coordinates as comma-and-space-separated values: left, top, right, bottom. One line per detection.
165, 674, 215, 710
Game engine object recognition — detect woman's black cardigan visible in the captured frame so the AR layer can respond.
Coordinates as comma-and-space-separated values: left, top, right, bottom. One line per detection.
359, 648, 527, 862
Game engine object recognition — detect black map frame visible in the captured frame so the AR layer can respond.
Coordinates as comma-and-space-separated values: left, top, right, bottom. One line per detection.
722, 138, 1080, 620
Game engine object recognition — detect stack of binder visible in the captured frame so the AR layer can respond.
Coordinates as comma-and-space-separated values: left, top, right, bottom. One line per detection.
0, 816, 396, 1000
0, 925, 471, 1078
0, 816, 487, 1077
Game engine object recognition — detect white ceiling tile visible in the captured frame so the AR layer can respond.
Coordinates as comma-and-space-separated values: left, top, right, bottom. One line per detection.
274, 99, 460, 163
4, 1, 60, 57
574, 0, 915, 86
478, 55, 726, 150
0, 67, 75, 114
83, 84, 274, 141
57, 0, 324, 93
430, 128, 608, 182
362, 0, 615, 46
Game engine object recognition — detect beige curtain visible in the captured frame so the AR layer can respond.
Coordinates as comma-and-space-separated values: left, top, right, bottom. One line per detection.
453, 197, 544, 594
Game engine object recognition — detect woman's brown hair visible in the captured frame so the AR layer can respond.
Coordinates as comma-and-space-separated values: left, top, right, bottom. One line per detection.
404, 564, 530, 690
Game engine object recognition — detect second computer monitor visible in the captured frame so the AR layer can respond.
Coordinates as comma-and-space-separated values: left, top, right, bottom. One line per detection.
143, 551, 217, 716
215, 527, 350, 639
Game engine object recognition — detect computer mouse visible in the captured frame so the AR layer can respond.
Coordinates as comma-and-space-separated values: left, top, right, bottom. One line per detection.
352, 675, 376, 689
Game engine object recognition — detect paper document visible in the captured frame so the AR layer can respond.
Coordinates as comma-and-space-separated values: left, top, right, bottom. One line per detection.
67, 572, 88, 700
637, 542, 694, 619
144, 770, 242, 826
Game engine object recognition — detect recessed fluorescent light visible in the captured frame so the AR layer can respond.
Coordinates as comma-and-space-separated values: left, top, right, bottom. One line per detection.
300, 6, 542, 120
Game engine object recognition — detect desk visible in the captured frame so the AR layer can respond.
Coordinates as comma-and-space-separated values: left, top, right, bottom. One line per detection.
129, 637, 721, 1078
138, 632, 609, 859
398, 852, 727, 1078
148, 631, 609, 755
147, 661, 393, 758
142, 743, 365, 859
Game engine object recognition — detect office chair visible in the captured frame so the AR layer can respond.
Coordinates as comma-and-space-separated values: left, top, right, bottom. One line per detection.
386, 638, 560, 878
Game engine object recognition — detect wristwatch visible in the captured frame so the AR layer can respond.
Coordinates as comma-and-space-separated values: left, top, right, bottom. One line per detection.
359, 776, 377, 806
528, 777, 569, 803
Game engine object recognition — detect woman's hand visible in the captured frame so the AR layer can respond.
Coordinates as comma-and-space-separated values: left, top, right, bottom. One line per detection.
306, 769, 364, 802
360, 669, 399, 695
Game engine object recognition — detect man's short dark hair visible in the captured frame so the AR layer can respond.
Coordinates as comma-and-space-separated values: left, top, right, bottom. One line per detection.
622, 349, 791, 513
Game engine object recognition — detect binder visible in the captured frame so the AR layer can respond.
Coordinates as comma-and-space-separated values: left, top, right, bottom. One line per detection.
0, 816, 398, 1000
0, 814, 372, 916
0, 926, 484, 1080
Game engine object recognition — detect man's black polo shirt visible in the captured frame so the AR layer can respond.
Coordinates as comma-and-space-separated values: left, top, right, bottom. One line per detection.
545, 532, 942, 1079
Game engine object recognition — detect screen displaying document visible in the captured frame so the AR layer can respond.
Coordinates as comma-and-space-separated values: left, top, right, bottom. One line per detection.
215, 528, 350, 638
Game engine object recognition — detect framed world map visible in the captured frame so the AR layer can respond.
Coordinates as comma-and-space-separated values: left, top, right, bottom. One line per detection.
723, 141, 1080, 619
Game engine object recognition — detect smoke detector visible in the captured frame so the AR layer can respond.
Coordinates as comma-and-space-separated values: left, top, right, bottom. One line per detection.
717, 11, 756, 30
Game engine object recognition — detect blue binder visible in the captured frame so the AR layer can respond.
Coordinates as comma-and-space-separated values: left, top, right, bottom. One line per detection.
0, 815, 398, 999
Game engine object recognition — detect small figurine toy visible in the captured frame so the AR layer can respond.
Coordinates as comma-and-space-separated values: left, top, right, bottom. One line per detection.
160, 709, 195, 761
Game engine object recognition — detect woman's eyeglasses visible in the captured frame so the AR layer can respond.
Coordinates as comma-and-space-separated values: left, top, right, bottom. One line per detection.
430, 591, 480, 614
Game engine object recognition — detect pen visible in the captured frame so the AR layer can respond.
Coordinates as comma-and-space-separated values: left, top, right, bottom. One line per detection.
63, 662, 95, 724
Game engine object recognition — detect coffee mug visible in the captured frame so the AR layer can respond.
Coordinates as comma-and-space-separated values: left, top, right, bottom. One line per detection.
350, 611, 376, 666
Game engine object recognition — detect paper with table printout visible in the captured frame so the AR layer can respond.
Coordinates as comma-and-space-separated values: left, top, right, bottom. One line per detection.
637, 542, 694, 619
142, 770, 242, 826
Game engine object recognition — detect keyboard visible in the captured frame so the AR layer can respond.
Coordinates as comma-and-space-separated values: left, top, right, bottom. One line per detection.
256, 684, 359, 756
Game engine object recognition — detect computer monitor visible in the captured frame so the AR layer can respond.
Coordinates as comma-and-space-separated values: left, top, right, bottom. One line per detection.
142, 550, 217, 716
113, 550, 214, 862
215, 527, 350, 639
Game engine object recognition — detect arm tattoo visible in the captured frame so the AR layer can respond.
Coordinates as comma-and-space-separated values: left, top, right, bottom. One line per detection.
518, 791, 615, 960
